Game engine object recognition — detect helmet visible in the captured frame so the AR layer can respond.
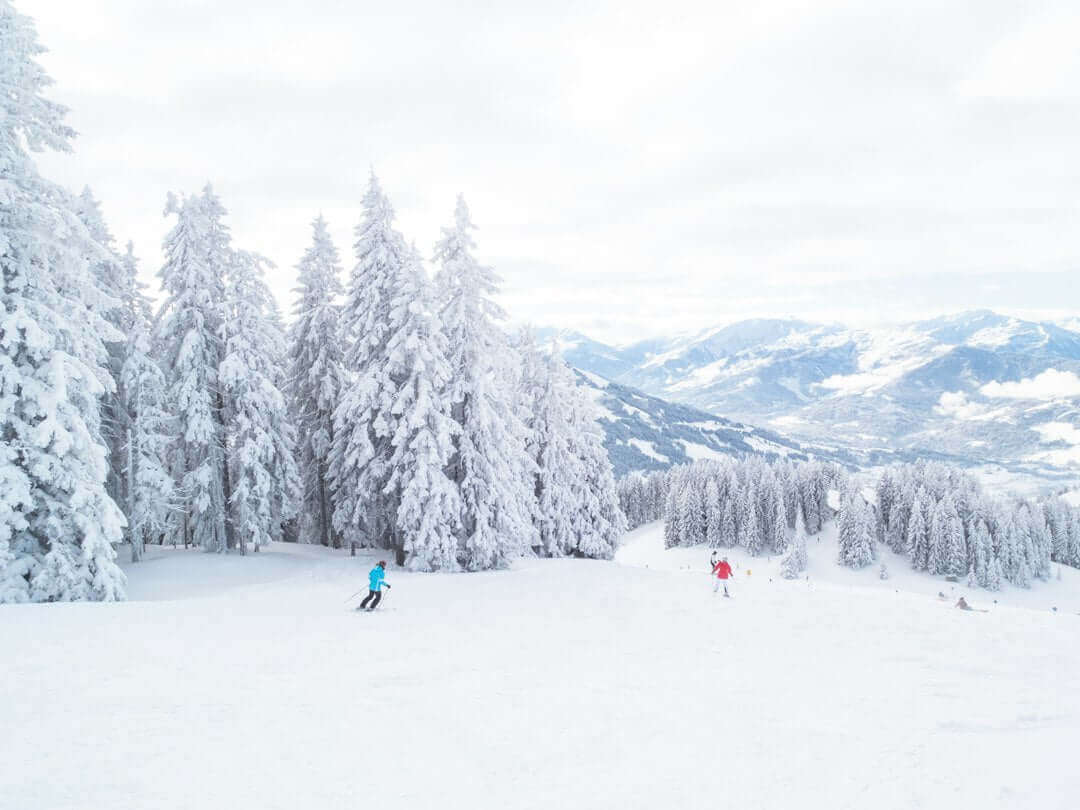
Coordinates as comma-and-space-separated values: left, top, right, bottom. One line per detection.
378, 560, 387, 567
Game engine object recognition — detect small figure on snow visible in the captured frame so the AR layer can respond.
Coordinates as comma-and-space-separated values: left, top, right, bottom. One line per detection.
359, 561, 391, 610
712, 556, 734, 597
955, 596, 972, 611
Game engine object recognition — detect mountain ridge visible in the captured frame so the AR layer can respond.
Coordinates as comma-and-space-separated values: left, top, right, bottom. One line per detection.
541, 311, 1080, 489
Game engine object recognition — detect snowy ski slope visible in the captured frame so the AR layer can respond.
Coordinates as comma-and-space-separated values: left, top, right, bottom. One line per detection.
2, 536, 1078, 810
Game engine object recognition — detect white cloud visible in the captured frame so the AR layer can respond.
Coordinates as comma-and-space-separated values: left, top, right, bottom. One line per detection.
1033, 422, 1080, 445
980, 370, 1080, 400
935, 391, 989, 420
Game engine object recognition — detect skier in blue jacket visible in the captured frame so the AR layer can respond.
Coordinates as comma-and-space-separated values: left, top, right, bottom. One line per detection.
359, 561, 391, 610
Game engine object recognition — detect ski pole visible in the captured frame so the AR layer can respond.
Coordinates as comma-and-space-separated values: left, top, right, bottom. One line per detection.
344, 588, 365, 603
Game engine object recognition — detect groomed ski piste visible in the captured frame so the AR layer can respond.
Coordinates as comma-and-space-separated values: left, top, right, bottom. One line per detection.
3, 524, 1079, 810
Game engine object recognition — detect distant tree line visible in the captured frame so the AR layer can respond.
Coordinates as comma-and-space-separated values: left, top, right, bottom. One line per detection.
618, 458, 1080, 591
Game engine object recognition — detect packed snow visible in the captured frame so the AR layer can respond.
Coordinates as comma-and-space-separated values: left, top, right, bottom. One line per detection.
3, 533, 1079, 810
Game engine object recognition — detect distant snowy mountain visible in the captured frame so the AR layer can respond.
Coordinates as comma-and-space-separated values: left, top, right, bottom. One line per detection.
545, 312, 1080, 486
573, 370, 859, 477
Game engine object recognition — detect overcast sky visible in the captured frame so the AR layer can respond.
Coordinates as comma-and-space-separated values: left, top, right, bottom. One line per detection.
30, 0, 1080, 344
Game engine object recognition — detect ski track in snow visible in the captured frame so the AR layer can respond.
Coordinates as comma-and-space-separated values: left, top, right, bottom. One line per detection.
2, 533, 1078, 810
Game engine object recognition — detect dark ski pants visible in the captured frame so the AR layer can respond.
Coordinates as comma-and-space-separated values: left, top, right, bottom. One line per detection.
360, 589, 382, 609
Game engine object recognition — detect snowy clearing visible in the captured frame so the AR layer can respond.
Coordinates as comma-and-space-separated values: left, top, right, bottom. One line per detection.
3, 534, 1079, 810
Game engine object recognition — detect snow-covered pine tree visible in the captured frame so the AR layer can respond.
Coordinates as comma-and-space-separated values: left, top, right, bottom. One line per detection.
886, 478, 915, 553
436, 194, 535, 570
720, 497, 737, 548
772, 491, 789, 554
928, 496, 954, 576
155, 188, 229, 552
987, 555, 1004, 591
381, 246, 461, 570
705, 478, 722, 548
971, 519, 992, 588
71, 187, 129, 508
780, 508, 808, 579
906, 490, 931, 571
738, 483, 762, 554
117, 244, 176, 561
681, 473, 706, 546
0, 0, 126, 601
530, 347, 584, 557
220, 250, 301, 554
837, 485, 874, 569
567, 374, 626, 559
664, 477, 681, 549
329, 173, 412, 554
799, 465, 824, 535
288, 215, 346, 547
940, 496, 967, 579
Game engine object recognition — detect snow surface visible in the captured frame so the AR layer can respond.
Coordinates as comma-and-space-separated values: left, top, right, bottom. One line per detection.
677, 439, 729, 462
3, 536, 1079, 810
626, 438, 669, 463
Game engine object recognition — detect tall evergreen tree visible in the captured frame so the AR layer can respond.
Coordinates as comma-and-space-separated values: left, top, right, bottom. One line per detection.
530, 350, 584, 557
117, 244, 176, 561
837, 485, 874, 569
567, 377, 626, 559
220, 251, 300, 553
435, 195, 534, 570
155, 188, 229, 551
329, 173, 411, 554
288, 215, 345, 547
0, 0, 126, 601
375, 244, 461, 570
705, 478, 723, 548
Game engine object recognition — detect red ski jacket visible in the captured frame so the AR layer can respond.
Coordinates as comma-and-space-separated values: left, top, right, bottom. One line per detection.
712, 561, 732, 579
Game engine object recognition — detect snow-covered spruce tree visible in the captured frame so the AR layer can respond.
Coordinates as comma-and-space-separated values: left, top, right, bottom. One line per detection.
928, 496, 955, 576
117, 244, 176, 561
566, 373, 626, 559
375, 244, 461, 571
435, 195, 535, 570
220, 250, 301, 554
681, 473, 706, 546
71, 187, 130, 507
705, 478, 723, 548
329, 173, 412, 554
288, 215, 345, 547
0, 0, 126, 601
772, 492, 789, 554
738, 483, 762, 555
837, 485, 874, 569
780, 508, 808, 579
886, 478, 915, 553
156, 188, 230, 552
663, 476, 681, 549
906, 489, 931, 571
971, 519, 992, 588
720, 497, 737, 548
529, 347, 585, 557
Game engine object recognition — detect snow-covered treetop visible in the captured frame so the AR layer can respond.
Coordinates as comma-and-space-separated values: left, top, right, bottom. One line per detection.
435, 194, 506, 324
0, 0, 75, 153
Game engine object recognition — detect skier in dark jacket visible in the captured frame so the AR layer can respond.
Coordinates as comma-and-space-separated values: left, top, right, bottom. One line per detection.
359, 561, 391, 610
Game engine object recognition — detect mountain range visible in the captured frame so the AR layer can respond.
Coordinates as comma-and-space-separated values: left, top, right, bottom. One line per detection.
542, 311, 1080, 490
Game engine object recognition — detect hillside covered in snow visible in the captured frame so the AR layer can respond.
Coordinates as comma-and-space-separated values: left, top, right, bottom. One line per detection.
542, 311, 1080, 489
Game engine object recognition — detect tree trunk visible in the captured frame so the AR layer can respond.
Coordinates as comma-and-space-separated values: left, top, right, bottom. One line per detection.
127, 427, 141, 562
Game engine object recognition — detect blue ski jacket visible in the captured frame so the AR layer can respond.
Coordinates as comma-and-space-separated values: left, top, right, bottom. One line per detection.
368, 565, 387, 592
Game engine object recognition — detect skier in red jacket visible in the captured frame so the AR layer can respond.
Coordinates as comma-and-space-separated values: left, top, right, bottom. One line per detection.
712, 556, 734, 597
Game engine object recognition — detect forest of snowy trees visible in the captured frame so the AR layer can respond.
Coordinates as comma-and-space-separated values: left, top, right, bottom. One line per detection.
0, 1, 623, 602
618, 458, 1080, 590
